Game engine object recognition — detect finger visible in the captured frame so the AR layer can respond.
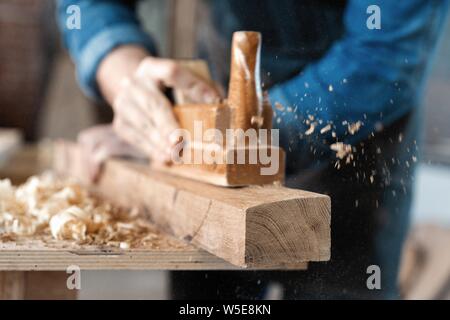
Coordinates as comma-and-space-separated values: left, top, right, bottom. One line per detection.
137, 57, 220, 103
78, 127, 103, 151
113, 117, 169, 163
88, 148, 105, 183
182, 81, 221, 104
89, 142, 128, 182
126, 78, 181, 145
126, 78, 170, 126
78, 124, 120, 149
115, 88, 156, 135
114, 91, 174, 157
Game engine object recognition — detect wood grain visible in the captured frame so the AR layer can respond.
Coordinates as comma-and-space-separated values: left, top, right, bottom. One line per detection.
228, 32, 263, 131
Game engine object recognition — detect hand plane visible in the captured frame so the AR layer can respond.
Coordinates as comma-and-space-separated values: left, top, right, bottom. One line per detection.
157, 31, 285, 187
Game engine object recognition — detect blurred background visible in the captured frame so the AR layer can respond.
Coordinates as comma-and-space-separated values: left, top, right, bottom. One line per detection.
0, 0, 449, 300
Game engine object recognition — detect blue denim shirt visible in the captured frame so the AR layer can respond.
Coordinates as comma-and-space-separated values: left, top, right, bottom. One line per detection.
57, 0, 449, 162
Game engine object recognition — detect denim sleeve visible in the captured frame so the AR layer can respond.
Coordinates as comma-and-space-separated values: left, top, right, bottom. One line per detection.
57, 0, 157, 99
270, 0, 449, 163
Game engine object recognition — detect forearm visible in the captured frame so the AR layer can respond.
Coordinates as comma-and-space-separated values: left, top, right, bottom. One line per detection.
57, 0, 156, 99
97, 45, 149, 105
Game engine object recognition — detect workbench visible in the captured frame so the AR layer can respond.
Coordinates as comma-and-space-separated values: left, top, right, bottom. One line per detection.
0, 145, 309, 299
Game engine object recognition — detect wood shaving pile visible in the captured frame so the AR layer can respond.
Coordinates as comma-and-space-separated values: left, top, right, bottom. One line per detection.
0, 174, 163, 249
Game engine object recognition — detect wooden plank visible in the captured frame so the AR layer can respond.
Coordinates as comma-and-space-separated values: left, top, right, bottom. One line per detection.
55, 142, 330, 268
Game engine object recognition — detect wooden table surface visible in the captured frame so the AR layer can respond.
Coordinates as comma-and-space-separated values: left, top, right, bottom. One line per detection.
0, 237, 246, 271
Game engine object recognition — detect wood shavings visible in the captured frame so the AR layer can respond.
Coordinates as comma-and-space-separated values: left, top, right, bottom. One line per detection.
274, 102, 284, 111
330, 142, 354, 164
0, 174, 164, 249
320, 124, 332, 134
347, 121, 362, 135
49, 206, 88, 241
119, 242, 130, 249
305, 123, 315, 135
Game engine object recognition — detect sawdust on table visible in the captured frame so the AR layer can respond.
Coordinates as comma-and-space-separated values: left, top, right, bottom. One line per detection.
0, 173, 172, 249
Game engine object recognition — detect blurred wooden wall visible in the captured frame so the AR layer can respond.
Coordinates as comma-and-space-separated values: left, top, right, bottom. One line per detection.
0, 0, 57, 141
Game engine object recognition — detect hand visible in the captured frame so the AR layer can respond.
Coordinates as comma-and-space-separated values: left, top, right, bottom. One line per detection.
97, 46, 220, 163
77, 125, 146, 182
